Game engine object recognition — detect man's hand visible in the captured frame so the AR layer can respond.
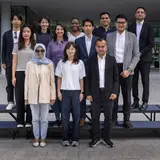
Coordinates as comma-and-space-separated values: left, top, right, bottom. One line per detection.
120, 70, 130, 78
79, 93, 84, 102
2, 64, 6, 70
58, 91, 62, 101
109, 94, 117, 100
86, 95, 93, 101
50, 99, 55, 105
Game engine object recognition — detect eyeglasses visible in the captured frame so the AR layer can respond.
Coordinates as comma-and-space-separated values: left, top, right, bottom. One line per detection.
35, 49, 45, 53
101, 17, 109, 20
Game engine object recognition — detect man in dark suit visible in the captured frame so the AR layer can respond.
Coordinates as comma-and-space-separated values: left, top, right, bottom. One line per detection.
86, 38, 119, 148
128, 7, 154, 110
107, 14, 140, 128
2, 14, 22, 110
93, 12, 116, 39
75, 18, 97, 126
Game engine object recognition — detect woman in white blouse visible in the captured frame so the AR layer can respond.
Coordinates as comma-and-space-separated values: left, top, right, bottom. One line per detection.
25, 43, 56, 147
55, 42, 86, 147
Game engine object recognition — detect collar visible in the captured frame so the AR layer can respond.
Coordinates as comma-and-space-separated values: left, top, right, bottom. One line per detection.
55, 40, 65, 45
136, 20, 144, 25
97, 53, 106, 60
85, 35, 93, 40
116, 30, 125, 36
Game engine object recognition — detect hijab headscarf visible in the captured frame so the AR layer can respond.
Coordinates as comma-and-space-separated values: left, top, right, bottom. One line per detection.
31, 43, 52, 65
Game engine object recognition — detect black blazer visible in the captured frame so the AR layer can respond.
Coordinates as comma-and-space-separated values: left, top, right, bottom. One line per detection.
93, 26, 116, 39
85, 54, 119, 100
2, 30, 14, 67
128, 22, 154, 62
75, 35, 98, 69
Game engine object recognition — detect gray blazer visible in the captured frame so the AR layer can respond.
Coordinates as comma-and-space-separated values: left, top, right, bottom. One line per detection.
106, 31, 140, 75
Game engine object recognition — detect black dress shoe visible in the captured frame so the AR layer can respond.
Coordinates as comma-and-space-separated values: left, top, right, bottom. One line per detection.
131, 101, 139, 109
89, 137, 101, 147
139, 102, 148, 111
112, 120, 119, 126
103, 138, 114, 148
123, 121, 133, 128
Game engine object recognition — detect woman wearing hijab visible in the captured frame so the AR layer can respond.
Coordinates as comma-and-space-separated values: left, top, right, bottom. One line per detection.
25, 43, 56, 147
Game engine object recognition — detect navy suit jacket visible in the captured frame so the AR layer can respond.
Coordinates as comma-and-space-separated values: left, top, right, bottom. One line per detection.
75, 35, 98, 71
2, 30, 14, 67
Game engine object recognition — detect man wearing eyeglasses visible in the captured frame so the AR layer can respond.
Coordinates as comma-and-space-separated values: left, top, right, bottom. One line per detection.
106, 14, 140, 128
2, 14, 22, 110
93, 12, 116, 39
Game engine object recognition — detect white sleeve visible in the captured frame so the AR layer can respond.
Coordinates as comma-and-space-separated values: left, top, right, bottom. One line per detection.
79, 60, 86, 79
55, 60, 62, 77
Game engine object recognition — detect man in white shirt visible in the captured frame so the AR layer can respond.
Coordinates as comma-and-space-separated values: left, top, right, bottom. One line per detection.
128, 7, 154, 111
107, 14, 140, 128
86, 38, 119, 148
2, 14, 22, 110
75, 18, 98, 126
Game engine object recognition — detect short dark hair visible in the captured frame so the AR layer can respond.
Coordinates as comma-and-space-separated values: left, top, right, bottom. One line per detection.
70, 17, 80, 23
38, 16, 50, 34
135, 7, 146, 13
96, 38, 107, 45
115, 14, 128, 22
10, 14, 23, 21
100, 12, 111, 19
63, 42, 79, 64
53, 24, 68, 41
18, 24, 36, 50
82, 18, 94, 27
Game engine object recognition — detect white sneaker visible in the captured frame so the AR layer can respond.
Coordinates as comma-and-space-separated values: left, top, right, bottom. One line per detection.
17, 124, 24, 128
6, 103, 15, 110
40, 141, 46, 147
32, 141, 39, 147
25, 124, 32, 128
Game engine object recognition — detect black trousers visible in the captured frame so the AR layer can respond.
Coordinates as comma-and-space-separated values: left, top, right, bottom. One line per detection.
91, 89, 114, 139
15, 71, 32, 124
112, 63, 132, 122
132, 60, 151, 103
5, 67, 14, 103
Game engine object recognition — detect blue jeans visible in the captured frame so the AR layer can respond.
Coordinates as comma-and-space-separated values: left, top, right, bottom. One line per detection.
30, 104, 49, 140
61, 90, 81, 141
51, 76, 61, 121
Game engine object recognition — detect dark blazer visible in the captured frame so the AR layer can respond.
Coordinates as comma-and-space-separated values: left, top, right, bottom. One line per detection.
93, 26, 116, 39
2, 30, 14, 67
85, 54, 119, 100
75, 35, 98, 69
128, 22, 154, 62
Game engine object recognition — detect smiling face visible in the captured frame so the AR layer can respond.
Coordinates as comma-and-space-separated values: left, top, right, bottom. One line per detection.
66, 45, 76, 58
82, 21, 94, 35
115, 18, 127, 33
71, 19, 80, 32
55, 25, 64, 38
100, 14, 111, 27
35, 46, 45, 59
96, 40, 107, 56
22, 27, 32, 40
39, 18, 49, 31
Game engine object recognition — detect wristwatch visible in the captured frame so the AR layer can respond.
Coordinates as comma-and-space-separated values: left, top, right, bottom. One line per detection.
127, 68, 132, 73
81, 91, 84, 94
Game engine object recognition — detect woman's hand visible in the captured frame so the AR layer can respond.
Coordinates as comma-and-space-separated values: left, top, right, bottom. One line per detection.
12, 77, 16, 87
58, 91, 62, 101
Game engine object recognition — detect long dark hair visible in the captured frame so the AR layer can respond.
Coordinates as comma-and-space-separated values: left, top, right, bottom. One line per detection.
63, 42, 79, 64
37, 16, 50, 34
18, 24, 36, 50
53, 24, 68, 41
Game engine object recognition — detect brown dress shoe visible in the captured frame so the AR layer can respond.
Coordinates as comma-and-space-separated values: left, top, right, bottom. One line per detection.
80, 119, 86, 126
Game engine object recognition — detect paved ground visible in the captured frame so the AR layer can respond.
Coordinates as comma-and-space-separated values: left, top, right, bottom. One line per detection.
0, 68, 160, 160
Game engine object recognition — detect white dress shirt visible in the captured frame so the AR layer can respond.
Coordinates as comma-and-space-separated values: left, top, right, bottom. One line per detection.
55, 60, 86, 90
136, 20, 144, 42
98, 54, 106, 88
85, 35, 92, 56
115, 31, 125, 63
12, 30, 20, 44
67, 32, 85, 42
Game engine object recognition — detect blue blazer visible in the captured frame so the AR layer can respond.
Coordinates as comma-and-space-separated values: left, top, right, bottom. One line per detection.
75, 35, 98, 68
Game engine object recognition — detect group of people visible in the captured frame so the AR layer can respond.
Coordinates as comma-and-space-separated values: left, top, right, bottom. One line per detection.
1, 6, 154, 148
